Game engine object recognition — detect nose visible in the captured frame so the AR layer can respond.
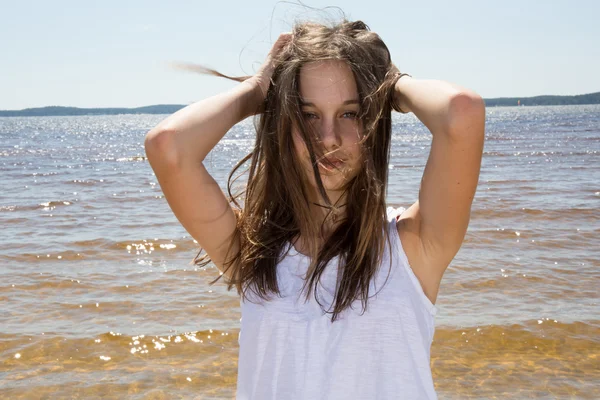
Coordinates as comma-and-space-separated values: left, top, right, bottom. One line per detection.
318, 117, 342, 149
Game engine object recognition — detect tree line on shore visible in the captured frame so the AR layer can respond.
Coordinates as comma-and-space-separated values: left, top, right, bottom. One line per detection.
2, 92, 599, 117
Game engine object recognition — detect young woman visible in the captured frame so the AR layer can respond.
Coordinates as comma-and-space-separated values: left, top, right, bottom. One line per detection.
145, 20, 485, 400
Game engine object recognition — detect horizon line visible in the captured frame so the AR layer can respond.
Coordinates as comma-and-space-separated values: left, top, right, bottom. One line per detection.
2, 91, 600, 112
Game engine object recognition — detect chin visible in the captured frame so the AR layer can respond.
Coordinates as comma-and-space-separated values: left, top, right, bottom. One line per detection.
307, 172, 351, 192
300, 159, 359, 192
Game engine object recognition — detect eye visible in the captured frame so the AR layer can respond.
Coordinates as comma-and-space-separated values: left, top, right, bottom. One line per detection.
342, 111, 358, 119
302, 112, 318, 120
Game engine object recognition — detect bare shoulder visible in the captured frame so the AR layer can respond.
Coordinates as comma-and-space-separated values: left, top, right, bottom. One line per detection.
395, 201, 445, 305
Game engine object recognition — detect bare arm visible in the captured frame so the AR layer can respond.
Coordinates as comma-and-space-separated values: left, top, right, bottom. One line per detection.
145, 81, 260, 165
146, 32, 293, 164
392, 76, 474, 134
144, 82, 260, 280
144, 33, 292, 280
393, 76, 485, 276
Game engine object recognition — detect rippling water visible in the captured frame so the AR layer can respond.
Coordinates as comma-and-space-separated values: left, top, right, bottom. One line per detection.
1, 105, 599, 399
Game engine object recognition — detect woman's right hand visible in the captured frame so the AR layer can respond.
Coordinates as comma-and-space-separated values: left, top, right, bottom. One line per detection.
245, 32, 293, 105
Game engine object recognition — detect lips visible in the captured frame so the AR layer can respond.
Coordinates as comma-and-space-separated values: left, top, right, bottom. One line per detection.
318, 157, 345, 171
322, 155, 344, 164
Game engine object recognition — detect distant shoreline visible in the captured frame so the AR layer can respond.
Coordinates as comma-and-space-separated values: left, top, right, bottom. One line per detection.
1, 92, 599, 117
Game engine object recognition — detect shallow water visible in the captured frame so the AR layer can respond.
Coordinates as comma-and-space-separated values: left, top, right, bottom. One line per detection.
1, 105, 599, 398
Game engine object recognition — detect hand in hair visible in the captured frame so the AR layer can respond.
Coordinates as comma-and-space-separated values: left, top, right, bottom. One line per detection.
169, 32, 293, 116
246, 32, 293, 102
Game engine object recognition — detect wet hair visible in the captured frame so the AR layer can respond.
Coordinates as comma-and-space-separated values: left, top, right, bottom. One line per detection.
193, 19, 406, 322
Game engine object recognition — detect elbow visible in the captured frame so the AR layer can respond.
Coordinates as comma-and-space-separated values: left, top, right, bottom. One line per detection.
446, 93, 486, 139
144, 128, 170, 151
449, 92, 485, 119
144, 129, 180, 169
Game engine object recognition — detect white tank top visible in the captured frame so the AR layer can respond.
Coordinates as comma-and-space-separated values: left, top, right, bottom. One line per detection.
236, 206, 438, 399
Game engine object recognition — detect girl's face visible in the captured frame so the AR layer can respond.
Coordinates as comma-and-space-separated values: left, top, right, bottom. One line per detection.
292, 60, 364, 194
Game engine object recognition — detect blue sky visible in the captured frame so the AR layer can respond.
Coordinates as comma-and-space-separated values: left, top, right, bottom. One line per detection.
1, 0, 598, 109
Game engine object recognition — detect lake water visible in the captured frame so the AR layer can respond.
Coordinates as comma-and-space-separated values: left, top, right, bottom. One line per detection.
1, 105, 599, 399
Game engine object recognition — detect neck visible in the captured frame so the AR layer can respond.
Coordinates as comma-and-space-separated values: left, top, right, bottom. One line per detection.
307, 188, 348, 233
292, 189, 347, 257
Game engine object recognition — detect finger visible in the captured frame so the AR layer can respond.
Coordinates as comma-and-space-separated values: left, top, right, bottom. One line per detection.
271, 32, 293, 52
276, 32, 293, 41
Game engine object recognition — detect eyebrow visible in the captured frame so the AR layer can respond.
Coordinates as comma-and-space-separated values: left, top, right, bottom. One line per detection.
300, 99, 360, 107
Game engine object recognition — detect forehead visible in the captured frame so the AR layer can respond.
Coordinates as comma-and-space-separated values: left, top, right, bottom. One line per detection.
298, 60, 358, 106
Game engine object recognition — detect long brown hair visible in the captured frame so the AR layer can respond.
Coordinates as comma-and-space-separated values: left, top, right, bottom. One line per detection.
190, 20, 405, 322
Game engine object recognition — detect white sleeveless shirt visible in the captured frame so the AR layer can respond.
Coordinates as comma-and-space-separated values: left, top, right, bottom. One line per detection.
236, 207, 438, 399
